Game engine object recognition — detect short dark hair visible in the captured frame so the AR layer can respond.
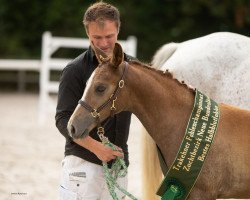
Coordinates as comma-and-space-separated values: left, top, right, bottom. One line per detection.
83, 1, 121, 32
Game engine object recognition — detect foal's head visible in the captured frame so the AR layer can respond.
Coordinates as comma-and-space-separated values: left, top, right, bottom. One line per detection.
68, 43, 128, 139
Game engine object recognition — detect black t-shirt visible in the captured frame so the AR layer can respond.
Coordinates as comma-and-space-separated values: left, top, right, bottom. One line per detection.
55, 46, 135, 166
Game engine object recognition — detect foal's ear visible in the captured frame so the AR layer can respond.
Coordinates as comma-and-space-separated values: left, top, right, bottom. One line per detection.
91, 42, 110, 63
111, 43, 124, 68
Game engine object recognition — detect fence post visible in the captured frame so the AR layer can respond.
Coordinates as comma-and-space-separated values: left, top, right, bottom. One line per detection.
38, 31, 51, 124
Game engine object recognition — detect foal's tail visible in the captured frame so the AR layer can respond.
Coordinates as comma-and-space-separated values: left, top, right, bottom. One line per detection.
151, 42, 178, 68
141, 127, 163, 200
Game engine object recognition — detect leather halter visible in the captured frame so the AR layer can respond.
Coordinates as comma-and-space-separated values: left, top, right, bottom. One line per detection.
78, 62, 128, 126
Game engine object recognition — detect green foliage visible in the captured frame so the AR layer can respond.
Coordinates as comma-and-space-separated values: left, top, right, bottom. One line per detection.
0, 0, 249, 61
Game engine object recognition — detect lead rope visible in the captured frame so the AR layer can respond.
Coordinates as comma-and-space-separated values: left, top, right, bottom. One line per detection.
97, 127, 138, 200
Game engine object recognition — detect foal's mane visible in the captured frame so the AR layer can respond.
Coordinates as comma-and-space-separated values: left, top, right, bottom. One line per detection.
128, 60, 195, 92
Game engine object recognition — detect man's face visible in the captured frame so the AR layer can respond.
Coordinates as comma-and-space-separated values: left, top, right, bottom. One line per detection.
87, 20, 118, 57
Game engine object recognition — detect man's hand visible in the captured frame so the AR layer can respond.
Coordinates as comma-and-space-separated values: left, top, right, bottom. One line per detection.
94, 143, 124, 162
73, 136, 124, 162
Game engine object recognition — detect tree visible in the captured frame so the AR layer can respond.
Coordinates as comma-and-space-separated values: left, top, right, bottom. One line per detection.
0, 0, 249, 61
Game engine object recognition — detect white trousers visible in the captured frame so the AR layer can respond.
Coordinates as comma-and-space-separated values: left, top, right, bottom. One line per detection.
59, 155, 128, 200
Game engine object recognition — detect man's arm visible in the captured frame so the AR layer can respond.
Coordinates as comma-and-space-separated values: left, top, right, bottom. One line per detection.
55, 64, 83, 140
115, 111, 132, 146
73, 137, 123, 162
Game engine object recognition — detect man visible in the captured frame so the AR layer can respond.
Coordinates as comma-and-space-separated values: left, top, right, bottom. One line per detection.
55, 2, 135, 200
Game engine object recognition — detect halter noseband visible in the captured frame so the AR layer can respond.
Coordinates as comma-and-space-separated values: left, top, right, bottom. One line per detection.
78, 62, 128, 127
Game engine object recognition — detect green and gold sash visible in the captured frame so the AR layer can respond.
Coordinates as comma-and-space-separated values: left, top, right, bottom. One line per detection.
157, 89, 220, 200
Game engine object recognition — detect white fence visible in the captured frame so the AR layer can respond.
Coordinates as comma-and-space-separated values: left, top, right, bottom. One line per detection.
0, 59, 40, 91
0, 31, 137, 125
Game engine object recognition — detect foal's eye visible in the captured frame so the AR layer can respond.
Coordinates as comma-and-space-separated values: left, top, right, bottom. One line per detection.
95, 85, 106, 93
